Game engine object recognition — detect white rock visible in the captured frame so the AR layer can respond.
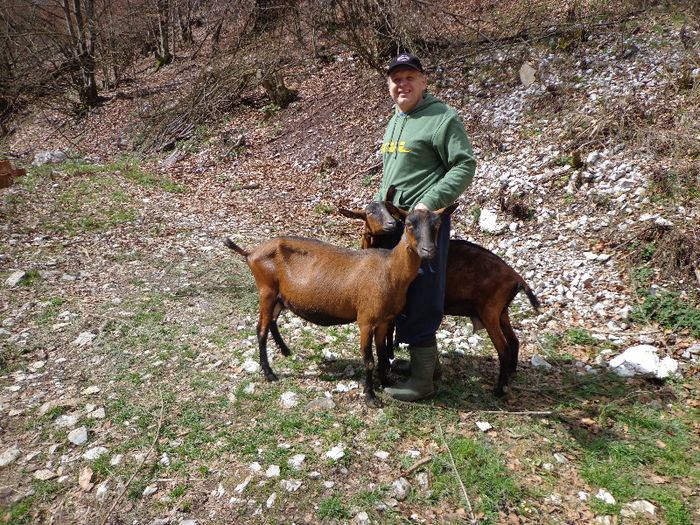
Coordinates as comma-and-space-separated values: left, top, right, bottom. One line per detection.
280, 479, 302, 492
519, 62, 537, 88
287, 454, 306, 471
626, 499, 656, 515
95, 480, 109, 501
374, 450, 390, 460
479, 209, 507, 234
0, 446, 21, 467
266, 492, 277, 508
110, 454, 123, 466
68, 427, 88, 445
33, 151, 67, 166
71, 332, 96, 347
242, 359, 260, 374
265, 465, 281, 478
392, 477, 411, 501
142, 485, 158, 497
55, 414, 80, 428
160, 453, 171, 467
475, 421, 492, 432
34, 469, 56, 481
326, 444, 345, 461
83, 447, 108, 460
594, 488, 616, 505
5, 270, 27, 287
609, 345, 678, 379
578, 491, 589, 501
234, 476, 251, 493
530, 354, 553, 369
586, 151, 601, 164
280, 392, 299, 408
249, 461, 262, 473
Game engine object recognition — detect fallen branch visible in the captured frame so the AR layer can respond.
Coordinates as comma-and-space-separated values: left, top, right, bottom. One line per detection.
404, 456, 432, 475
100, 391, 165, 525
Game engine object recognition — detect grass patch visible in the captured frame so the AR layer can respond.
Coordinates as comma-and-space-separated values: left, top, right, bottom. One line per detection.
431, 435, 521, 521
629, 290, 700, 338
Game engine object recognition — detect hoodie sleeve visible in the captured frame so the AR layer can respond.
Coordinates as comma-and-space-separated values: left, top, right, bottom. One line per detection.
419, 112, 476, 211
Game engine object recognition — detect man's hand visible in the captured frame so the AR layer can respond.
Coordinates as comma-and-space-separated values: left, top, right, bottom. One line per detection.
413, 202, 430, 212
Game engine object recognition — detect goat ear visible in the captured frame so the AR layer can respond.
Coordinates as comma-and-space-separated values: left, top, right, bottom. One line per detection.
385, 184, 396, 203
435, 202, 459, 216
338, 207, 367, 220
384, 201, 408, 219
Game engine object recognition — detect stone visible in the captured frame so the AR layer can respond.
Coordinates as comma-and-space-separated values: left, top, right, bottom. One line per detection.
519, 62, 537, 88
594, 488, 615, 505
72, 332, 96, 347
265, 465, 280, 478
530, 354, 553, 369
326, 444, 345, 461
609, 345, 679, 379
33, 151, 67, 166
280, 392, 299, 408
392, 477, 411, 501
34, 469, 57, 481
143, 485, 158, 497
83, 447, 108, 460
5, 271, 27, 287
68, 427, 88, 445
479, 208, 507, 234
0, 446, 21, 467
287, 454, 306, 471
626, 499, 656, 515
475, 421, 493, 432
95, 480, 110, 501
305, 397, 335, 411
55, 414, 80, 428
242, 359, 260, 373
280, 479, 302, 492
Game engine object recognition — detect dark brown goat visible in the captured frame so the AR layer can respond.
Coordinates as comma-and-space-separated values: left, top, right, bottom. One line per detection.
339, 202, 540, 397
225, 204, 456, 407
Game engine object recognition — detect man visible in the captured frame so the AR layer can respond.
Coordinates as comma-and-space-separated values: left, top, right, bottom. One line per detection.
376, 53, 476, 401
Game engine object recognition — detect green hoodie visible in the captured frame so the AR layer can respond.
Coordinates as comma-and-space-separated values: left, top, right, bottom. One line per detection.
376, 93, 476, 211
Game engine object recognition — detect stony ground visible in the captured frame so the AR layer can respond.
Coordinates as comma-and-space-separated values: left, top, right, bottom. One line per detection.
1, 6, 699, 525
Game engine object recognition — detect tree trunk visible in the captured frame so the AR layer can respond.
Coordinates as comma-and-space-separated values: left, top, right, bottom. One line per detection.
155, 0, 173, 70
62, 0, 99, 109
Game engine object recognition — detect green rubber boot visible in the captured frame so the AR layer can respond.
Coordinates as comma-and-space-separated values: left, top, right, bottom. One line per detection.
385, 344, 438, 401
391, 356, 442, 380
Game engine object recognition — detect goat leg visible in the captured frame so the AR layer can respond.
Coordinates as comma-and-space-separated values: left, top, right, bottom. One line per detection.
500, 310, 520, 375
256, 294, 278, 381
360, 325, 382, 408
269, 320, 292, 356
483, 314, 510, 397
374, 324, 391, 388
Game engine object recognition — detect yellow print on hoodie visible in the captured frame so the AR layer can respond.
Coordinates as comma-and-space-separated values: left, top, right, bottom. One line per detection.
381, 141, 411, 154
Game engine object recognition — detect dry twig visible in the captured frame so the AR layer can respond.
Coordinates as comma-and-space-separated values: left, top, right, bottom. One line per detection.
99, 390, 165, 525
437, 419, 477, 525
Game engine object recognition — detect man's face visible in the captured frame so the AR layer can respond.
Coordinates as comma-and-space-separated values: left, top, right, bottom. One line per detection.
387, 66, 427, 113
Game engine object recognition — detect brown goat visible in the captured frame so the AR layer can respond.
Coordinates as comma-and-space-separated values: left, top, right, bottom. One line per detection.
225, 204, 456, 407
339, 202, 540, 397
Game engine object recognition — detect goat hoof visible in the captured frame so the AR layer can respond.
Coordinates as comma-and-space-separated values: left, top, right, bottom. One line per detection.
365, 396, 383, 408
263, 371, 279, 382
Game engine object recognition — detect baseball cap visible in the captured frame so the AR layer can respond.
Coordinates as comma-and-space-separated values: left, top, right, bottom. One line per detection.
386, 53, 424, 75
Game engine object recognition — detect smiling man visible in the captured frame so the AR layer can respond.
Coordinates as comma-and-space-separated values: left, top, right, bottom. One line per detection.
376, 53, 476, 402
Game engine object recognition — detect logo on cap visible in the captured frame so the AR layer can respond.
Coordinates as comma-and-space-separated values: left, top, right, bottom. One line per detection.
397, 54, 411, 62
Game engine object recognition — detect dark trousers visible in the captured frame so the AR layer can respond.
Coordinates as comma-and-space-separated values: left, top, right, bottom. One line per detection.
390, 216, 450, 346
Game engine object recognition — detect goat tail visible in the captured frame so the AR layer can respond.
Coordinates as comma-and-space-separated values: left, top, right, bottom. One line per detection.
519, 282, 541, 312
224, 237, 249, 259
